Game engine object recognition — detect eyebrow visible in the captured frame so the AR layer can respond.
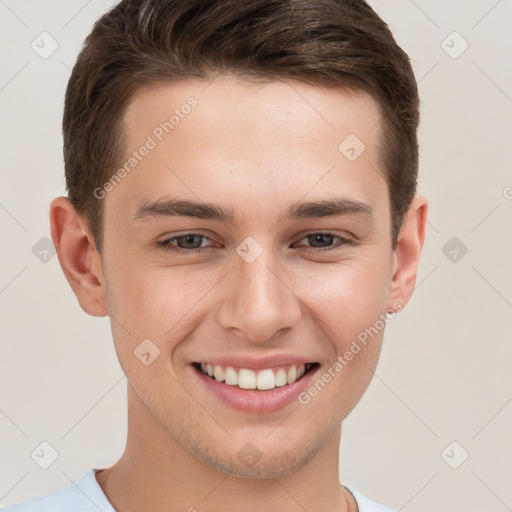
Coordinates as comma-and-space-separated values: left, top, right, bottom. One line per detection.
130, 196, 374, 224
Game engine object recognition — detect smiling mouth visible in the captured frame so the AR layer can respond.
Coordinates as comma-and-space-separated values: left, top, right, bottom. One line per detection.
192, 362, 320, 391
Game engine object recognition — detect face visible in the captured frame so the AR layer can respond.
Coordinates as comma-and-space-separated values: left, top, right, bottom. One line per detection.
99, 75, 399, 478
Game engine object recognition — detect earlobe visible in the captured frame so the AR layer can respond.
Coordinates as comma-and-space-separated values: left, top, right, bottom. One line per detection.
49, 196, 109, 317
387, 194, 428, 312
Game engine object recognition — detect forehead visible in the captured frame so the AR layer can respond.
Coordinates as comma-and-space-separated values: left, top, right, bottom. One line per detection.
109, 75, 386, 225
122, 76, 383, 148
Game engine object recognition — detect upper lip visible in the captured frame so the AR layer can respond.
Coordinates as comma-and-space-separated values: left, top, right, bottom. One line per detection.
192, 353, 318, 372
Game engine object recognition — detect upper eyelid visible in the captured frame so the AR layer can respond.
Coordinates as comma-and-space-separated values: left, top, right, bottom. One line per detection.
162, 231, 215, 244
292, 232, 352, 244
162, 231, 353, 246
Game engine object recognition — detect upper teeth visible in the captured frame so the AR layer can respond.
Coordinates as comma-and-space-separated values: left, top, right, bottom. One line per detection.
199, 363, 310, 390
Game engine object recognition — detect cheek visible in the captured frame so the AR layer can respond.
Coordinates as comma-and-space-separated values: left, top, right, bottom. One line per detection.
293, 255, 391, 339
292, 260, 389, 417
106, 258, 220, 343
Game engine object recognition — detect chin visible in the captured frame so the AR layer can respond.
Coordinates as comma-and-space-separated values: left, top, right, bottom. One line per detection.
181, 426, 327, 480
199, 448, 314, 480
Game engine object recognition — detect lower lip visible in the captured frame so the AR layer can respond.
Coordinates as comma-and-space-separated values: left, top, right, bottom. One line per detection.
192, 364, 319, 413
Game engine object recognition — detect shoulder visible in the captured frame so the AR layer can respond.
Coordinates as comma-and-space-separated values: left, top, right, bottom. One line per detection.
344, 485, 398, 512
0, 469, 115, 512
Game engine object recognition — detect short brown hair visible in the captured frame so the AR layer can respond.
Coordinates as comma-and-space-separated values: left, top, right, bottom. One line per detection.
63, 0, 419, 255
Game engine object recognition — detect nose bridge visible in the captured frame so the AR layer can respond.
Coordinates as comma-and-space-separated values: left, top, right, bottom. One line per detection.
217, 243, 301, 342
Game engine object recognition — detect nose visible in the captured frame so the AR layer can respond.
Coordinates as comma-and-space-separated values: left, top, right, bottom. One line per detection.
216, 248, 302, 343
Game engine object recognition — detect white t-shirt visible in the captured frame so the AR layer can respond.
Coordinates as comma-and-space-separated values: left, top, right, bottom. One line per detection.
0, 468, 397, 512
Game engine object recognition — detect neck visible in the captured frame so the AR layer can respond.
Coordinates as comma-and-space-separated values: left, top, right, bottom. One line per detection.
95, 385, 357, 512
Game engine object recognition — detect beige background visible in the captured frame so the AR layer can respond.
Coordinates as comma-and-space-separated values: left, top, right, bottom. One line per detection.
1, 1, 511, 511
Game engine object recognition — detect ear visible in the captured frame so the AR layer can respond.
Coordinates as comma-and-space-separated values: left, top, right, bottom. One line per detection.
49, 197, 108, 317
387, 194, 428, 312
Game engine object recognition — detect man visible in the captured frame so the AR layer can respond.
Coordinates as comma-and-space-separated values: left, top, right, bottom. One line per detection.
2, 0, 427, 510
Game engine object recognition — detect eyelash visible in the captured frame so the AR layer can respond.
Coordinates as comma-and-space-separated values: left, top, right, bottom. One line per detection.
157, 231, 355, 255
